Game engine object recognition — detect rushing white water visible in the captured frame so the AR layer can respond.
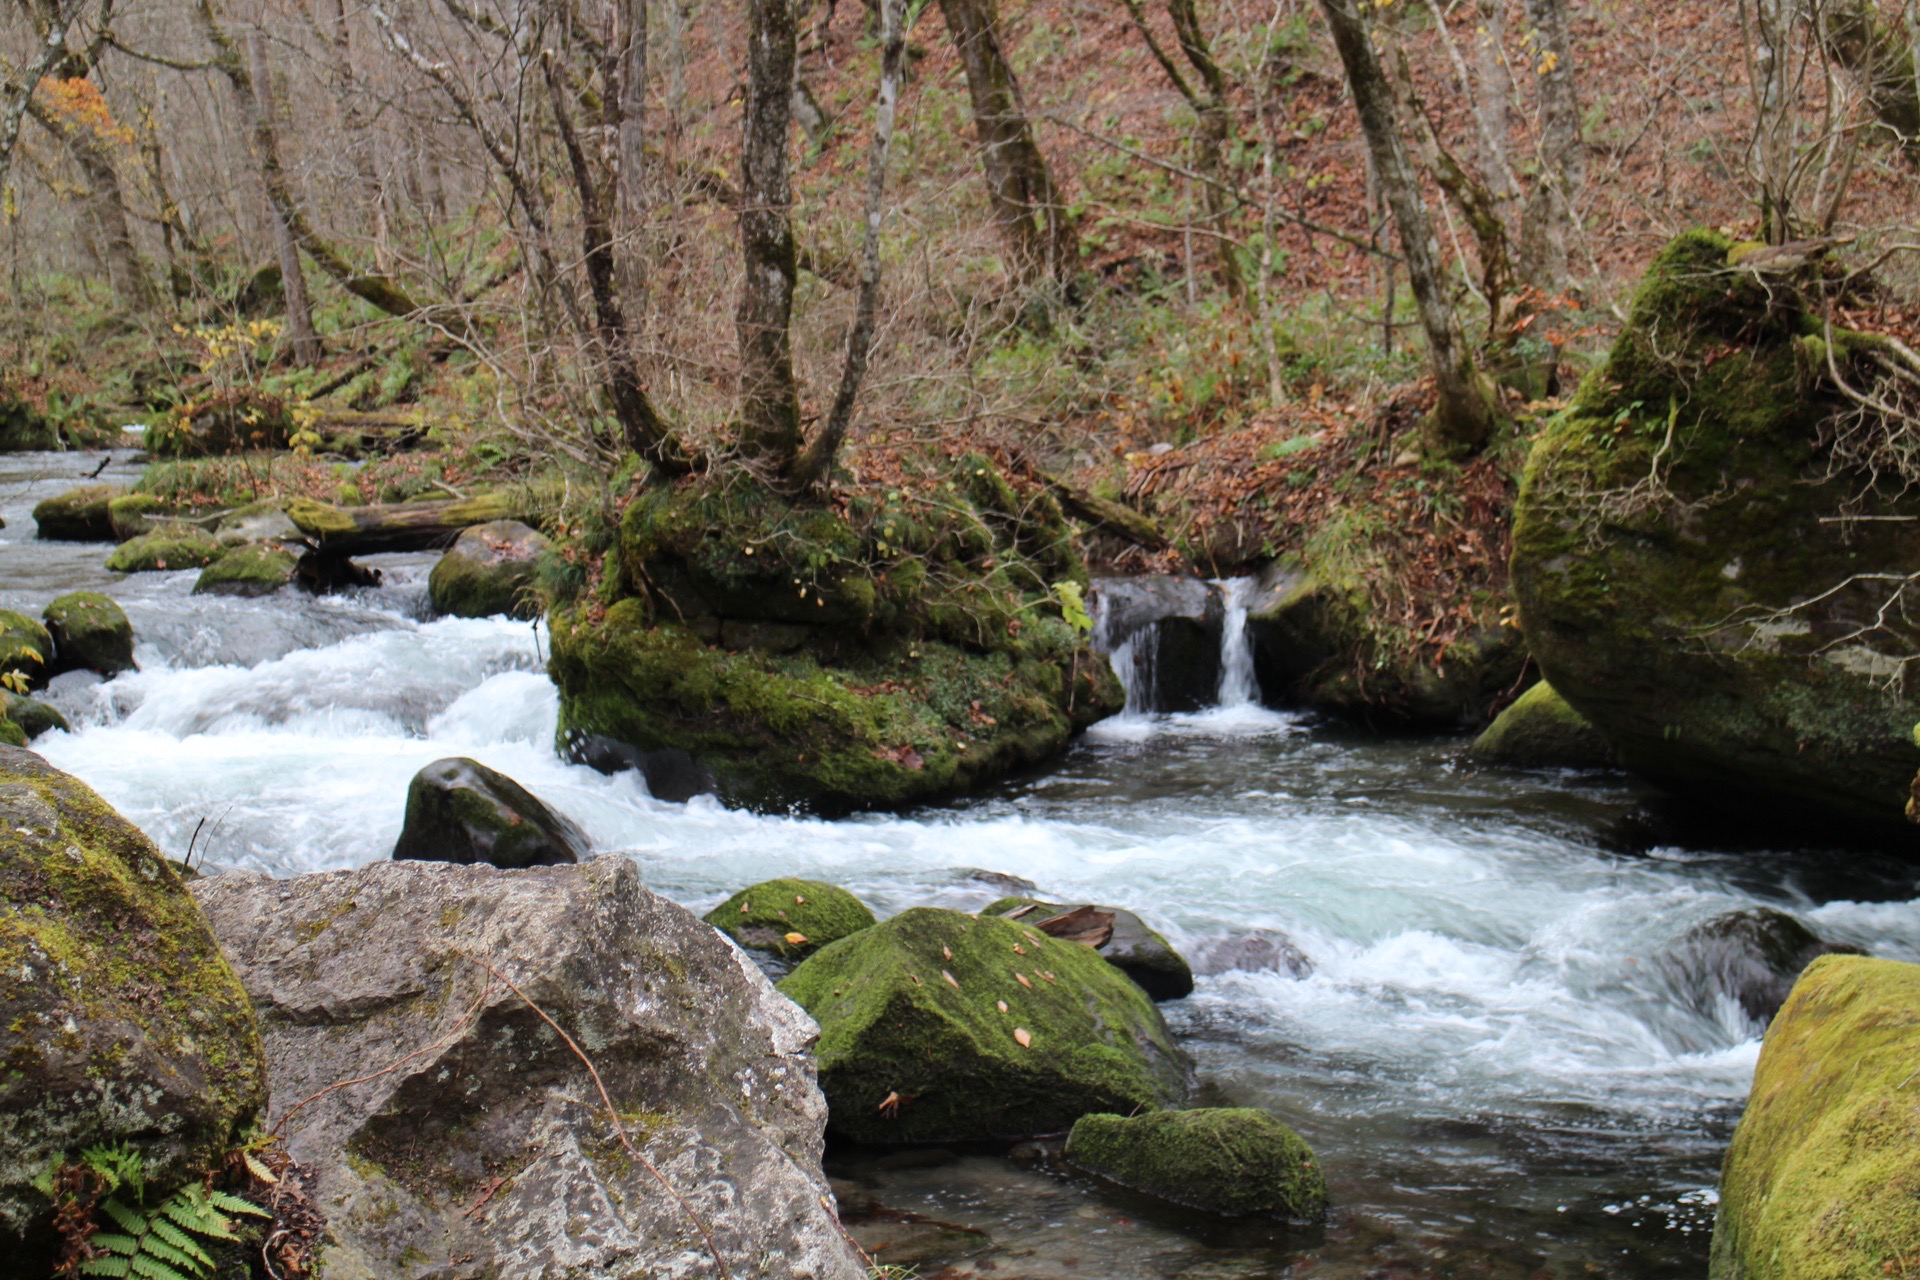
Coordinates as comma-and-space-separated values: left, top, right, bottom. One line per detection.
1213, 576, 1258, 707
7, 452, 1920, 1274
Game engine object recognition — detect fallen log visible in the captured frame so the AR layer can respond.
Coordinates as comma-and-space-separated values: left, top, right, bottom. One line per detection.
1036, 469, 1169, 549
283, 491, 537, 556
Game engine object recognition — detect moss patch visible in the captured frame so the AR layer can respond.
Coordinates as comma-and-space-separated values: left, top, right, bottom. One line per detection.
43, 591, 135, 677
1065, 1108, 1328, 1219
1469, 681, 1613, 768
0, 691, 70, 740
105, 526, 226, 574
30, 484, 123, 542
1709, 955, 1920, 1279
0, 610, 53, 691
778, 906, 1186, 1144
193, 543, 298, 597
704, 878, 877, 959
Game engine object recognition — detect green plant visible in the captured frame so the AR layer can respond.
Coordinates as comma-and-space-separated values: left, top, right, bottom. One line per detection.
35, 1143, 268, 1280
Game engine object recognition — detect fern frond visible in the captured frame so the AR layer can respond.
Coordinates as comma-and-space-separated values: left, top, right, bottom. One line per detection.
128, 1253, 192, 1280
88, 1231, 140, 1256
204, 1190, 268, 1218
102, 1198, 146, 1235
241, 1152, 277, 1185
133, 1233, 204, 1272
78, 1258, 132, 1278
158, 1192, 238, 1242
148, 1217, 212, 1266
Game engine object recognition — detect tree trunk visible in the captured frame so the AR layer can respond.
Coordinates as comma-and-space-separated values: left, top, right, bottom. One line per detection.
615, 0, 648, 295
25, 93, 155, 310
283, 492, 532, 555
737, 0, 803, 468
0, 2, 80, 194
1319, 0, 1497, 454
1823, 0, 1920, 152
327, 0, 392, 271
244, 31, 322, 362
1517, 0, 1582, 292
936, 0, 1079, 286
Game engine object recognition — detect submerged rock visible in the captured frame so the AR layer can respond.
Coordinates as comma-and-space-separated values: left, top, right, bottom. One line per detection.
1189, 931, 1314, 978
392, 757, 589, 868
779, 906, 1187, 1144
1667, 908, 1861, 1025
0, 747, 266, 1252
31, 482, 123, 541
706, 878, 877, 961
985, 896, 1196, 1001
568, 732, 716, 802
1709, 955, 1920, 1279
0, 691, 69, 740
42, 590, 135, 676
430, 519, 550, 619
105, 524, 225, 573
0, 609, 53, 691
1469, 681, 1614, 769
1065, 1108, 1327, 1219
193, 542, 299, 597
191, 857, 863, 1280
1512, 229, 1920, 828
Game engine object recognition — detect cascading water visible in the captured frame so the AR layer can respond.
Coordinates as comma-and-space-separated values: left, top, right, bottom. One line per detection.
1213, 576, 1258, 707
7, 451, 1920, 1278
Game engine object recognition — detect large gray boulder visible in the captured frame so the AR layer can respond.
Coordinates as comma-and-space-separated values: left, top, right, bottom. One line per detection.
192, 858, 864, 1280
429, 520, 551, 619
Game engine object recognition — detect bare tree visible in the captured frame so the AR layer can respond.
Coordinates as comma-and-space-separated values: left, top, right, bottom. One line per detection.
737, 0, 803, 468
0, 0, 95, 192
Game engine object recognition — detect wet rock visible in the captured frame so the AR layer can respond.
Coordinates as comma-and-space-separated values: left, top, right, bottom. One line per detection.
212, 500, 301, 547
984, 896, 1196, 1001
0, 690, 69, 740
831, 1183, 994, 1271
1091, 575, 1224, 712
1190, 931, 1314, 978
1469, 681, 1614, 769
294, 551, 381, 593
429, 519, 551, 619
0, 609, 53, 691
391, 756, 589, 868
567, 732, 715, 802
43, 591, 135, 676
106, 492, 166, 541
193, 542, 299, 597
190, 857, 864, 1280
779, 906, 1188, 1144
705, 877, 877, 961
105, 525, 226, 573
1668, 908, 1861, 1024
1710, 955, 1920, 1279
957, 868, 1039, 896
30, 482, 123, 541
0, 747, 266, 1255
1065, 1108, 1327, 1219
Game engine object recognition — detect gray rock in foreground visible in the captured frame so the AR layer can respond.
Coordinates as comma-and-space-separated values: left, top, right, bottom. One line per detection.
192, 858, 863, 1280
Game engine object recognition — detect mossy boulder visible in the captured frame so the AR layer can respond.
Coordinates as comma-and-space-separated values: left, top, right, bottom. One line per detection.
211, 501, 300, 547
778, 906, 1187, 1144
1469, 681, 1614, 768
106, 492, 166, 542
428, 519, 550, 619
390, 757, 590, 868
0, 610, 53, 691
105, 525, 226, 574
705, 878, 878, 960
983, 897, 1194, 1001
42, 591, 135, 677
1664, 908, 1860, 1026
30, 483, 123, 541
1065, 1108, 1328, 1219
1709, 955, 1920, 1279
550, 467, 1121, 814
1511, 229, 1920, 828
0, 691, 69, 741
0, 747, 267, 1252
192, 542, 298, 597
0, 720, 21, 748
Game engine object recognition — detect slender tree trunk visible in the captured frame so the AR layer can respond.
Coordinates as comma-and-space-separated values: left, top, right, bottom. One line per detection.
738, 0, 803, 468
1517, 0, 1581, 292
1319, 0, 1497, 453
1823, 0, 1920, 151
245, 32, 321, 361
327, 0, 392, 271
614, 0, 648, 295
937, 0, 1079, 286
0, 1, 81, 194
793, 0, 907, 487
24, 85, 155, 309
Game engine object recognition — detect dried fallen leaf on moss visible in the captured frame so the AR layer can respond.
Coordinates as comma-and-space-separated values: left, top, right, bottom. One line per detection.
997, 1000, 1009, 1013
784, 931, 808, 946
1013, 1028, 1032, 1048
942, 969, 960, 989
1015, 972, 1032, 989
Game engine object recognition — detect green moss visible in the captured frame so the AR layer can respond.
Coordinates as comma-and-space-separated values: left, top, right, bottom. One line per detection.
703, 878, 877, 959
105, 526, 226, 574
0, 610, 53, 691
30, 484, 124, 542
0, 719, 23, 748
106, 493, 167, 542
42, 592, 135, 677
1709, 956, 1920, 1279
1469, 681, 1613, 768
779, 907, 1186, 1144
193, 543, 298, 597
0, 691, 70, 740
1065, 1108, 1328, 1219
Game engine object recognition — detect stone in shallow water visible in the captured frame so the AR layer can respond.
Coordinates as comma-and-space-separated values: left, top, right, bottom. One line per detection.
42, 590, 135, 676
1662, 907, 1861, 1025
429, 519, 550, 619
1189, 931, 1313, 979
705, 877, 877, 961
193, 542, 299, 597
983, 896, 1196, 1001
391, 756, 589, 868
31, 482, 122, 541
1065, 1108, 1327, 1220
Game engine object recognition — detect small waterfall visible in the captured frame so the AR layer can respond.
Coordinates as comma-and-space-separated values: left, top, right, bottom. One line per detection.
1214, 577, 1258, 708
1092, 587, 1156, 717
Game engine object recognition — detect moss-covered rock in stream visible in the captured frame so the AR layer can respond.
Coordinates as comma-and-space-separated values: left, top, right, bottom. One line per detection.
106, 493, 166, 542
0, 691, 70, 741
43, 591, 135, 676
0, 609, 53, 691
105, 525, 226, 573
0, 746, 267, 1254
982, 896, 1194, 1001
1709, 955, 1920, 1279
549, 463, 1121, 813
428, 519, 550, 619
192, 542, 298, 597
778, 906, 1187, 1144
1065, 1108, 1328, 1219
1510, 229, 1920, 828
390, 757, 589, 868
1469, 681, 1613, 769
706, 878, 877, 960
31, 483, 123, 541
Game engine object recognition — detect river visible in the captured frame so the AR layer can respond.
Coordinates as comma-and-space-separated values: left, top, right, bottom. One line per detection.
5, 449, 1918, 1279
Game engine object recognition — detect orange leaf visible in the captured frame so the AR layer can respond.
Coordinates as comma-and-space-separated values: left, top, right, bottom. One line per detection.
1013, 1028, 1032, 1048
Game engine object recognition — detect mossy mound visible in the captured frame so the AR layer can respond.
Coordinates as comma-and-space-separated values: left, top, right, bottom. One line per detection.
31, 483, 123, 541
1709, 955, 1920, 1279
1469, 681, 1614, 768
1065, 1108, 1328, 1219
0, 691, 70, 741
778, 906, 1187, 1144
982, 896, 1194, 1001
550, 463, 1120, 813
105, 492, 166, 542
193, 542, 298, 597
0, 747, 267, 1248
42, 591, 135, 677
1511, 229, 1920, 827
428, 519, 550, 619
704, 878, 877, 959
0, 610, 53, 691
105, 525, 226, 574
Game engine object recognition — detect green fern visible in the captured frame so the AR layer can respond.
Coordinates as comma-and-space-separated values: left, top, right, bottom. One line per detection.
80, 1183, 267, 1280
